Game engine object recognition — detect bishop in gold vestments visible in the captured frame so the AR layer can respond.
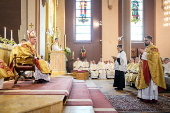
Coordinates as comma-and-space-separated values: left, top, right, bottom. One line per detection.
137, 36, 166, 103
10, 30, 51, 82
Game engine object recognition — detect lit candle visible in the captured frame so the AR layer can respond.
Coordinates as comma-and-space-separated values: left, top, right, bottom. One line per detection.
4, 27, 6, 38
11, 30, 13, 41
72, 51, 74, 59
57, 0, 58, 7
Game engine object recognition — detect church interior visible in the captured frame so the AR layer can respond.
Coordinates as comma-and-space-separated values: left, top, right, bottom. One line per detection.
0, 0, 170, 113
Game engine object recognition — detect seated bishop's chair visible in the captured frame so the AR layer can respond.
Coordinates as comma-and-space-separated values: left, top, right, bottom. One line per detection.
13, 54, 35, 84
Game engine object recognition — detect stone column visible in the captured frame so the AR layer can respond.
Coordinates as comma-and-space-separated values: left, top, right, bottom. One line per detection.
102, 0, 119, 61
122, 0, 131, 60
56, 0, 65, 49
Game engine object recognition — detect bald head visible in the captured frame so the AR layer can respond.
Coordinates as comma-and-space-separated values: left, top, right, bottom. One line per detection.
129, 58, 134, 63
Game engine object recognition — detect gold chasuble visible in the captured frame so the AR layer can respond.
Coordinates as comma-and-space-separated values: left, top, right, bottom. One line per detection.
10, 42, 51, 74
137, 44, 166, 89
0, 59, 14, 79
127, 63, 134, 70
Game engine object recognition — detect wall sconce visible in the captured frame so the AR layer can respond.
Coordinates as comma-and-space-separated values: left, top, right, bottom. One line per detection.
99, 21, 102, 25
107, 0, 113, 10
163, 0, 170, 26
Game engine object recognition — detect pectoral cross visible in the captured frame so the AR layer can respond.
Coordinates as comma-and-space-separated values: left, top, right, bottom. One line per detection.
29, 23, 34, 28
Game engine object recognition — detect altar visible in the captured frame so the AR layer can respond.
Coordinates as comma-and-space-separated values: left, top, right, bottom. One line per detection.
50, 51, 67, 76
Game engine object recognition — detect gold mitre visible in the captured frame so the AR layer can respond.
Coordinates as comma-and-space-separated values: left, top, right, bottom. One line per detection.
27, 29, 36, 38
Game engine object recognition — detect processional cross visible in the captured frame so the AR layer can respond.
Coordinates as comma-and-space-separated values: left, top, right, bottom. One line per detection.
29, 23, 34, 28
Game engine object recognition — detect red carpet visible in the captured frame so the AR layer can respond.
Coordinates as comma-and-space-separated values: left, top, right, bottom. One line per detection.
0, 77, 73, 97
88, 88, 117, 113
66, 82, 93, 106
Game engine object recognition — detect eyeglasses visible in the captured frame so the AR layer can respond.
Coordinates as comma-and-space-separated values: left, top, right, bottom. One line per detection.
144, 40, 149, 42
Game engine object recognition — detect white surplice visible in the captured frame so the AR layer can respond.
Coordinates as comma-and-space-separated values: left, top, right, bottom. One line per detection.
51, 43, 62, 51
114, 51, 127, 72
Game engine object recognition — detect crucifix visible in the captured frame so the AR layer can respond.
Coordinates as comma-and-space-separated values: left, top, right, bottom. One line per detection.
29, 23, 34, 28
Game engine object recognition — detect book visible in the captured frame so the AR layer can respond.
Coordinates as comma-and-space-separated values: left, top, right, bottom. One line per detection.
111, 56, 116, 58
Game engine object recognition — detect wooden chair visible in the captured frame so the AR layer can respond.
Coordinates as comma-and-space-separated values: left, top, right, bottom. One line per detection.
13, 54, 35, 84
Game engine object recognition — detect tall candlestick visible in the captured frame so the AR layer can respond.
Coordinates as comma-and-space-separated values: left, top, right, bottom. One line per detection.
72, 51, 74, 59
11, 30, 13, 41
18, 29, 20, 40
64, 34, 66, 48
4, 27, 6, 38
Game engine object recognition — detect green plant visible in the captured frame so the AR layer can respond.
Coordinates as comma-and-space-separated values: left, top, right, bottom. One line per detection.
1, 38, 9, 44
64, 47, 71, 56
8, 40, 16, 45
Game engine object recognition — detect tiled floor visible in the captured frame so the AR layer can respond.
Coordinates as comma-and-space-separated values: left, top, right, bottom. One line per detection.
92, 79, 137, 95
63, 79, 170, 113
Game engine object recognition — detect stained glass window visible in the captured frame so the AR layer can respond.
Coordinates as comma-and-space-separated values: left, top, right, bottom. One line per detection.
131, 0, 143, 41
75, 0, 91, 41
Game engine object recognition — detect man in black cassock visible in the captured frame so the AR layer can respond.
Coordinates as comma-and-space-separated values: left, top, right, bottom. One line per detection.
112, 45, 127, 90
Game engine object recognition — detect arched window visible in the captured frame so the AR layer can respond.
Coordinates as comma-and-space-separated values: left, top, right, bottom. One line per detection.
131, 0, 143, 41
75, 0, 91, 42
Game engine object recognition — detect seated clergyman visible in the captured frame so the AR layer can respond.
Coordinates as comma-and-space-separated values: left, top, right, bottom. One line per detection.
129, 57, 140, 84
90, 60, 99, 78
82, 58, 89, 71
106, 60, 115, 78
97, 58, 106, 79
125, 58, 135, 82
162, 58, 170, 76
73, 58, 83, 70
10, 29, 51, 83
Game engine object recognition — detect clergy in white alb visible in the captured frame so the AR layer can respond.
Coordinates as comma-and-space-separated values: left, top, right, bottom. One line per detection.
162, 58, 170, 76
82, 59, 89, 71
106, 61, 115, 78
73, 58, 83, 70
97, 58, 106, 79
90, 60, 98, 78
